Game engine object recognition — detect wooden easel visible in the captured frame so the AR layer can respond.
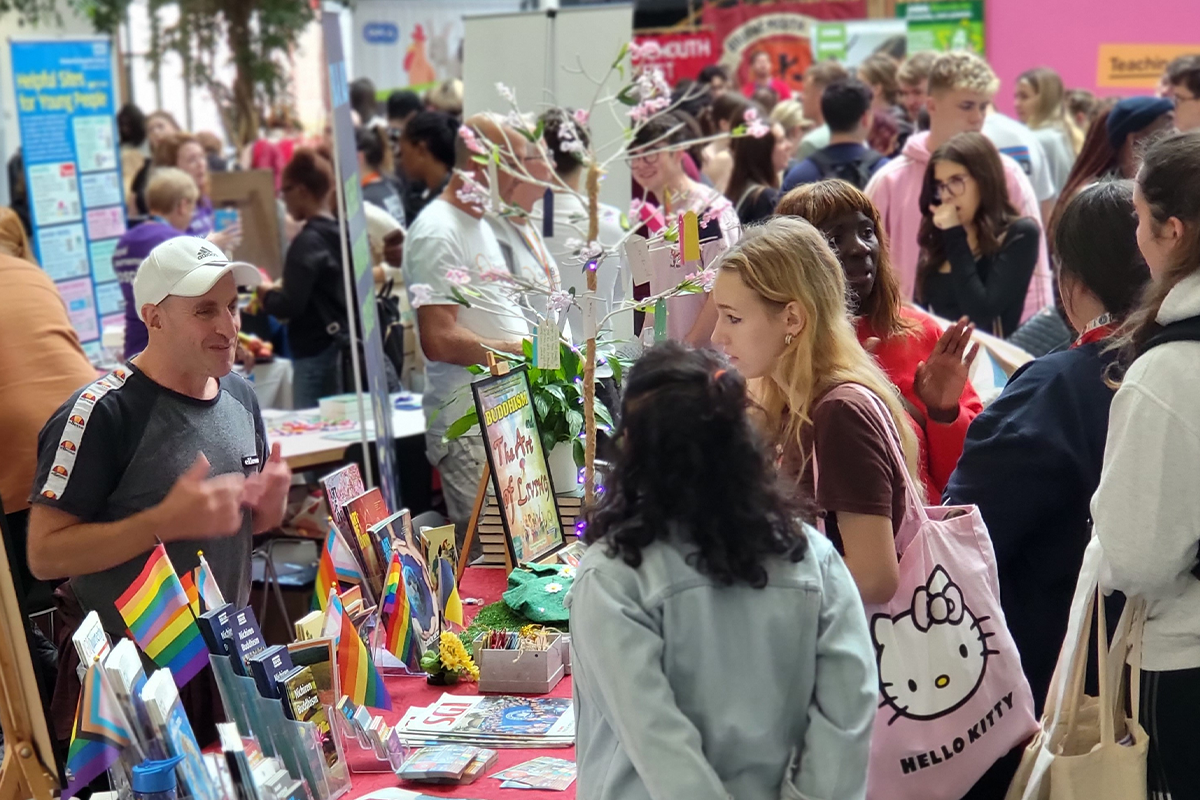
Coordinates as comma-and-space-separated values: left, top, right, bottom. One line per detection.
0, 525, 60, 800
457, 353, 515, 584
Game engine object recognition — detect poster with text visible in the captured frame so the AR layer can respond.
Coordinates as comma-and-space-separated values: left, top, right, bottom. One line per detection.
902, 1, 985, 55
473, 368, 565, 565
631, 30, 719, 85
702, 0, 866, 98
11, 38, 127, 357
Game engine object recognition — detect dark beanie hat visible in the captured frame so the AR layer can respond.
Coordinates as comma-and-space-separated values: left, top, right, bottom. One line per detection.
1106, 97, 1174, 149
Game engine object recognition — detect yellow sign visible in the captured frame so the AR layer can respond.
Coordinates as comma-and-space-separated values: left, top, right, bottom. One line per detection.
1097, 44, 1200, 89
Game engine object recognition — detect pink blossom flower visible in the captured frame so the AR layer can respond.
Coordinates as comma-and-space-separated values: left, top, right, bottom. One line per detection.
445, 268, 471, 287
495, 82, 516, 103
685, 268, 718, 292
458, 125, 487, 155
409, 283, 434, 308
548, 290, 573, 314
582, 241, 603, 260
573, 108, 590, 128
629, 95, 671, 124
701, 201, 729, 227
479, 267, 516, 284
743, 107, 760, 123
746, 120, 770, 139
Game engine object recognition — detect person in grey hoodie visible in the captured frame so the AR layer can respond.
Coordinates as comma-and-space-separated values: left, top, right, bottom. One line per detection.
566, 342, 877, 800
1093, 131, 1200, 800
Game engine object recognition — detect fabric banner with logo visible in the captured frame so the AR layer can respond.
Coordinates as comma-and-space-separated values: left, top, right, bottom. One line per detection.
351, 0, 520, 94
901, 1, 985, 56
702, 0, 867, 98
10, 37, 126, 362
631, 30, 720, 85
323, 14, 399, 510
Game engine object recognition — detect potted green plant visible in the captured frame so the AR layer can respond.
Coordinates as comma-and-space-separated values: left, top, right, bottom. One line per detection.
442, 338, 625, 489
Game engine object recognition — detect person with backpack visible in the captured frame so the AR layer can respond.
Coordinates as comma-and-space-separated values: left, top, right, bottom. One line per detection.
1093, 131, 1200, 800
781, 79, 887, 196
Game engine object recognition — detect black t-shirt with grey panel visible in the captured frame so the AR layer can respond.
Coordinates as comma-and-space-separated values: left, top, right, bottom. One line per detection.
30, 364, 267, 638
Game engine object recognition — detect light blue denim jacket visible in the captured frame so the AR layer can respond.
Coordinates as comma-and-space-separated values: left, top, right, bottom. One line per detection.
565, 525, 876, 800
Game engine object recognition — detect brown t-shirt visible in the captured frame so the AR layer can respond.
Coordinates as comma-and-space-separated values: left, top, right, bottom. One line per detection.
0, 255, 97, 513
800, 383, 908, 554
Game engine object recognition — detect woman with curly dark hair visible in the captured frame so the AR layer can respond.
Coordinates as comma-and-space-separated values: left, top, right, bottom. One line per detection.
567, 341, 876, 800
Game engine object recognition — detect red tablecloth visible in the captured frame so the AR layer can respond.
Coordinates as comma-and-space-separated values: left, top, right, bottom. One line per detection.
344, 568, 575, 800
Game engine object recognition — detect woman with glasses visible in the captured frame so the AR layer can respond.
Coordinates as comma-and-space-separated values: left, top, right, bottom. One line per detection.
915, 132, 1040, 337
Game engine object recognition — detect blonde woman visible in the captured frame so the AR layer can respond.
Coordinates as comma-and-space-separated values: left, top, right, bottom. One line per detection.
712, 216, 919, 604
769, 98, 809, 154
1013, 68, 1081, 193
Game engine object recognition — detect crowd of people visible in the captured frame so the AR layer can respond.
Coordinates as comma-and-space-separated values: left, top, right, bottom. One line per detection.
4, 30, 1200, 800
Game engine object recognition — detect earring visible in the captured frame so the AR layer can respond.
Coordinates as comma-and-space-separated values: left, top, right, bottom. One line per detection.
784, 333, 794, 346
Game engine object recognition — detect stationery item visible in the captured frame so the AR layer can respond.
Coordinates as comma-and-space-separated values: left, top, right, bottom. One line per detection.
195, 550, 226, 612
493, 757, 577, 791
64, 661, 135, 800
281, 667, 338, 769
286, 638, 339, 710
72, 610, 111, 666
460, 748, 498, 784
541, 187, 553, 237
535, 317, 561, 369
396, 745, 480, 782
247, 645, 294, 701
217, 723, 263, 800
230, 607, 268, 676
293, 610, 325, 642
680, 209, 700, 262
320, 464, 365, 540
653, 298, 667, 342
624, 233, 651, 285
115, 544, 209, 687
103, 639, 159, 756
196, 604, 237, 663
142, 668, 220, 800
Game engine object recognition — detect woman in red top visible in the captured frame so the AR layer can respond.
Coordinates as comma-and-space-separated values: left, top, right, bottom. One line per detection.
778, 180, 983, 501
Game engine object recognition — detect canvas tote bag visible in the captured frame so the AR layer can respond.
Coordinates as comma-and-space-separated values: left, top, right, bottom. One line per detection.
1005, 537, 1148, 800
821, 386, 1038, 800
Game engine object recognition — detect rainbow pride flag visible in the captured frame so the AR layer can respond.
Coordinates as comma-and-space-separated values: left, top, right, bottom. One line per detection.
381, 552, 419, 669
64, 661, 133, 799
314, 526, 365, 610
179, 569, 200, 617
116, 544, 209, 688
334, 597, 391, 710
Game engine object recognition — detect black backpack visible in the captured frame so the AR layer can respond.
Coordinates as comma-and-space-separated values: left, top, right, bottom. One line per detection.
808, 148, 885, 190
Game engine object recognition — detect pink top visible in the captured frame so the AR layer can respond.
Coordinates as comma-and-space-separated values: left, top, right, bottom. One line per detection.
742, 77, 794, 102
866, 131, 1052, 324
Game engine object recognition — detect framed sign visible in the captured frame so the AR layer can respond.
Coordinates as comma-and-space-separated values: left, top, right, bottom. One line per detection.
471, 366, 566, 565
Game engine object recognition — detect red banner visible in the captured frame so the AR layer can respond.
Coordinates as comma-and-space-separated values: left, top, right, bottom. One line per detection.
702, 0, 867, 97
631, 30, 720, 85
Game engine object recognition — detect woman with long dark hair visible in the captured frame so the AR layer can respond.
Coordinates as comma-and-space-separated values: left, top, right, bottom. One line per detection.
1093, 131, 1200, 800
778, 180, 982, 503
916, 132, 1040, 337
701, 93, 752, 194
569, 341, 876, 800
725, 117, 790, 225
947, 180, 1150, 715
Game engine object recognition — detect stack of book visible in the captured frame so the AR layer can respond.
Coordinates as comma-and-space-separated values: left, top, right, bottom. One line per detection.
395, 745, 498, 785
394, 694, 575, 749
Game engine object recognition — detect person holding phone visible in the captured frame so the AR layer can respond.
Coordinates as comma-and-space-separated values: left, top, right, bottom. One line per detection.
915, 132, 1040, 337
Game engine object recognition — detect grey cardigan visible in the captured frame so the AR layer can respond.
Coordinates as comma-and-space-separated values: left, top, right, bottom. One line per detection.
565, 526, 876, 800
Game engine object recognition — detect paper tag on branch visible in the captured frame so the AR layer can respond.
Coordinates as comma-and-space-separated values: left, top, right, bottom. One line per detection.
488, 160, 502, 211
542, 187, 554, 238
681, 210, 700, 262
653, 298, 668, 343
535, 316, 560, 370
582, 295, 599, 341
625, 234, 651, 286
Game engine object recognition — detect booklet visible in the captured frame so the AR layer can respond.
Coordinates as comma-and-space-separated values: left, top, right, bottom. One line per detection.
396, 694, 575, 743
142, 668, 220, 800
492, 757, 577, 791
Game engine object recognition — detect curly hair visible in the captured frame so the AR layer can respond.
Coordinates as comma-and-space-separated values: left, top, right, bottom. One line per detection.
584, 342, 808, 587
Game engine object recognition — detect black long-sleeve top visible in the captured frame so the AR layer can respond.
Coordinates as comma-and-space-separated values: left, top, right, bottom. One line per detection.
262, 215, 348, 358
922, 217, 1040, 337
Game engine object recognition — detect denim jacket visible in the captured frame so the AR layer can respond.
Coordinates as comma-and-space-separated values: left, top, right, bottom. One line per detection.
565, 525, 876, 800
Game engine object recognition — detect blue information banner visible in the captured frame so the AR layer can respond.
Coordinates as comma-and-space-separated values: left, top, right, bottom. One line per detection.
322, 15, 399, 510
11, 38, 126, 361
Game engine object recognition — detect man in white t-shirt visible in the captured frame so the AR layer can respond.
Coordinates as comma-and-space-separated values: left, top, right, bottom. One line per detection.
982, 109, 1056, 222
402, 113, 537, 549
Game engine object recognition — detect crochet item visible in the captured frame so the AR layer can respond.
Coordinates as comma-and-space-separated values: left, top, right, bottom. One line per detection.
502, 563, 575, 624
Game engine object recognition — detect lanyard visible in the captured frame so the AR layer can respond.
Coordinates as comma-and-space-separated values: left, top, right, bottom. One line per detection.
1072, 313, 1117, 349
512, 221, 556, 290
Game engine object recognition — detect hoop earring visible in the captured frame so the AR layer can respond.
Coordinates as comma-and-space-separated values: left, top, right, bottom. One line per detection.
784, 333, 794, 345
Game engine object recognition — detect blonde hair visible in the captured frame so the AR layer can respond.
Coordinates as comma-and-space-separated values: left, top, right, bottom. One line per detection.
1017, 67, 1085, 152
927, 51, 999, 98
718, 216, 920, 485
0, 207, 33, 261
770, 99, 807, 135
145, 167, 200, 215
426, 78, 463, 117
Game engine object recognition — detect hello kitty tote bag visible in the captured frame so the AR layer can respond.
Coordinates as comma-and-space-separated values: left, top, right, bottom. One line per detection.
825, 387, 1038, 800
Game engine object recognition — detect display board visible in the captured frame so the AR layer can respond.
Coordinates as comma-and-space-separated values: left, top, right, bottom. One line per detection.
472, 368, 565, 566
462, 4, 633, 214
901, 1, 985, 55
322, 14, 399, 512
814, 19, 907, 66
11, 37, 125, 362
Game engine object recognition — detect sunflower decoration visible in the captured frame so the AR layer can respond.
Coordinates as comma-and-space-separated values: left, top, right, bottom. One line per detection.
421, 631, 480, 684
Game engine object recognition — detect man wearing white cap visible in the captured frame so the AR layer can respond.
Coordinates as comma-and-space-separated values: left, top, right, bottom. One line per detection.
26, 236, 291, 744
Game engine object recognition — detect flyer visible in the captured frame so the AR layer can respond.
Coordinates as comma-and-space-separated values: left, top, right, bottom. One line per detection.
89, 238, 118, 284
73, 116, 117, 172
80, 170, 122, 208
28, 162, 81, 225
95, 280, 125, 316
58, 277, 99, 341
86, 206, 126, 240
37, 224, 89, 281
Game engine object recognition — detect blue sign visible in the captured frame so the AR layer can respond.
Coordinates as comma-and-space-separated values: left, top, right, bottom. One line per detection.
362, 22, 400, 45
11, 38, 126, 361
323, 15, 400, 511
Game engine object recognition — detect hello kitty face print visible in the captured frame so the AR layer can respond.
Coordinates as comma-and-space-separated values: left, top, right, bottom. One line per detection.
872, 566, 1000, 724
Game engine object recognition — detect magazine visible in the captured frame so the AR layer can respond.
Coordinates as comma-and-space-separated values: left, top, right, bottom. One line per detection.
320, 464, 365, 540
492, 757, 577, 790
396, 694, 574, 747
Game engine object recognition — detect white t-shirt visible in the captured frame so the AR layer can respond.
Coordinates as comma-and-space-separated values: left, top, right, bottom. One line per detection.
1030, 125, 1076, 197
486, 214, 569, 339
402, 199, 530, 449
538, 192, 630, 342
982, 112, 1056, 202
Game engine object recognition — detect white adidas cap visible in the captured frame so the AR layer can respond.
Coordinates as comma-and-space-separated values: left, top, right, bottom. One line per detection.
133, 236, 262, 320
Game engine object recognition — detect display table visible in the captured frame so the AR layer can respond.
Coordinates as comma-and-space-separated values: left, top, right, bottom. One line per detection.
270, 402, 427, 471
346, 567, 575, 800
